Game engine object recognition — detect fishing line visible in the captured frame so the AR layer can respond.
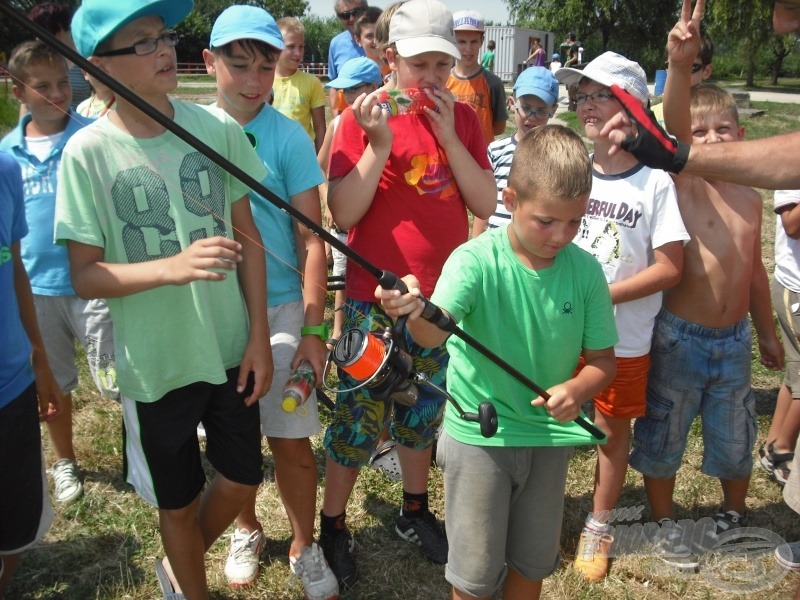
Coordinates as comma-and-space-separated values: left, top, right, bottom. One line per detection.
1, 3, 606, 441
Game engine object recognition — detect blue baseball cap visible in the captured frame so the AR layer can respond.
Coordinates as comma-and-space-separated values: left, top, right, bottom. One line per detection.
210, 5, 284, 51
72, 0, 193, 58
325, 57, 382, 89
514, 66, 559, 106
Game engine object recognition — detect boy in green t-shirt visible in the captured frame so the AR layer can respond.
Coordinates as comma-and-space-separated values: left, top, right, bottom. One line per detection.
54, 0, 272, 597
377, 125, 618, 600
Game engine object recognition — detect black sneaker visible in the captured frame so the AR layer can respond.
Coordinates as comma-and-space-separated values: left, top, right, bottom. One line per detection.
712, 509, 748, 535
319, 527, 359, 590
395, 510, 448, 564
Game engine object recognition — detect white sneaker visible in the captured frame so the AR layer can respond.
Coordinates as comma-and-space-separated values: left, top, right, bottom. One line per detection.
225, 528, 266, 588
290, 543, 340, 600
52, 459, 83, 504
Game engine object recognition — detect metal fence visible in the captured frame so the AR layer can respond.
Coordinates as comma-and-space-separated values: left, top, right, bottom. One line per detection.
176, 62, 329, 78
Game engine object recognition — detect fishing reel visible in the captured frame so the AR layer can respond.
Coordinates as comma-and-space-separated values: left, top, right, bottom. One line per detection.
323, 315, 499, 438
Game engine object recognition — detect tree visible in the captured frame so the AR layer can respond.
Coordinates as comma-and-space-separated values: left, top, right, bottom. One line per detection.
708, 0, 773, 86
1, 0, 80, 56
767, 32, 796, 85
300, 15, 341, 64
504, 0, 679, 74
177, 0, 310, 62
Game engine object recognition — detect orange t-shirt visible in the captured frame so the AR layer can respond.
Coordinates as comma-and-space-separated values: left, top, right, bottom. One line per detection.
446, 69, 505, 145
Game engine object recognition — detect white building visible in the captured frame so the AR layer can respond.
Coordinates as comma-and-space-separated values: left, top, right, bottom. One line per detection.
482, 26, 556, 82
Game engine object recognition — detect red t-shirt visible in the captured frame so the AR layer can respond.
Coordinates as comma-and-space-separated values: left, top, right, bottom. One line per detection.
329, 102, 491, 300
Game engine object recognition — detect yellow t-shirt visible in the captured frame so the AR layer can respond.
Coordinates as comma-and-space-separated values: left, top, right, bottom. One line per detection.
272, 71, 326, 139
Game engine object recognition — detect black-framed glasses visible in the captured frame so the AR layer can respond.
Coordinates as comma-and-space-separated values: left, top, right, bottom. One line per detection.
515, 103, 555, 120
574, 90, 616, 106
95, 30, 179, 57
337, 7, 365, 20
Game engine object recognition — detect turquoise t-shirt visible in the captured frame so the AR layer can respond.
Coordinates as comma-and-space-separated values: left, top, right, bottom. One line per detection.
431, 226, 618, 447
0, 112, 94, 296
228, 103, 324, 307
55, 101, 268, 402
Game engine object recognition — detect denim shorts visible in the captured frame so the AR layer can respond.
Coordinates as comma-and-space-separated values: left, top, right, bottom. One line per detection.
629, 308, 757, 480
324, 300, 446, 468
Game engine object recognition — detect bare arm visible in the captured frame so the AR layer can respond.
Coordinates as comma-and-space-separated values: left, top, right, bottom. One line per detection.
472, 217, 489, 238
231, 196, 272, 405
424, 89, 496, 219
13, 242, 60, 421
663, 0, 702, 142
291, 187, 329, 380
68, 235, 246, 299
749, 210, 784, 370
376, 275, 450, 348
608, 240, 683, 304
328, 94, 392, 229
779, 203, 800, 238
531, 346, 616, 423
312, 105, 327, 154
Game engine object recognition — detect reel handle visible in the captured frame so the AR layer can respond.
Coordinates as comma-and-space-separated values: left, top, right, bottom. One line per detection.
461, 402, 499, 438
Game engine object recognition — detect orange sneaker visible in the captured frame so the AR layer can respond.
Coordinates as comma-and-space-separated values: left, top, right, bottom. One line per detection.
573, 530, 614, 582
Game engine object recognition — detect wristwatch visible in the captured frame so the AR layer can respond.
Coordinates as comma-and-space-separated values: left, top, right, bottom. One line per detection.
301, 323, 330, 342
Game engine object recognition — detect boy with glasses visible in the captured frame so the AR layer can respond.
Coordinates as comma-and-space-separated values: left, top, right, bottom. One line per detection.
556, 51, 689, 582
55, 0, 272, 596
472, 66, 559, 236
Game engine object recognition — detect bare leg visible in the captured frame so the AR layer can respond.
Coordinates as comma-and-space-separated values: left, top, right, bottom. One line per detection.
322, 457, 359, 517
643, 475, 676, 521
766, 384, 794, 447
396, 443, 432, 495
591, 413, 633, 519
267, 437, 318, 555
159, 495, 205, 598
720, 476, 750, 515
452, 585, 489, 600
45, 392, 75, 462
502, 566, 542, 600
161, 475, 258, 597
775, 395, 800, 455
0, 554, 20, 598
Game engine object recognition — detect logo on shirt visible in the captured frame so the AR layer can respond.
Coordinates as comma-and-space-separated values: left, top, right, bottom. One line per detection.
0, 245, 11, 266
585, 198, 643, 229
404, 152, 457, 197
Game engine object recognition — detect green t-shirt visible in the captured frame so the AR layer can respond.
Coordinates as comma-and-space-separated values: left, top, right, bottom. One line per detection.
481, 50, 495, 71
55, 101, 268, 402
431, 227, 618, 447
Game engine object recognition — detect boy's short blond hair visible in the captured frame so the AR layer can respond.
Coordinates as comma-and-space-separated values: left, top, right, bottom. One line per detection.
277, 16, 304, 37
690, 82, 739, 126
8, 40, 67, 86
376, 2, 404, 58
508, 125, 592, 201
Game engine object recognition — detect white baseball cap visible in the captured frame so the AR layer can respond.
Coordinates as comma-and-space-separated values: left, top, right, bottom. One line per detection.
556, 51, 649, 106
388, 0, 460, 60
452, 10, 484, 32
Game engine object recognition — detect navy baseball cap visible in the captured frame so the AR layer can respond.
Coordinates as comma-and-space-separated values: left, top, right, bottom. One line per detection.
210, 5, 284, 51
72, 0, 193, 58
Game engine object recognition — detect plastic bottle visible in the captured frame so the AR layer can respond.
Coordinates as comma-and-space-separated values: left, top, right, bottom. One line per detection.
281, 360, 315, 413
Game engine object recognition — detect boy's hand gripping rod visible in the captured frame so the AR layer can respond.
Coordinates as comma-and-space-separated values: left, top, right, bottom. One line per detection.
377, 273, 606, 441
2, 3, 605, 443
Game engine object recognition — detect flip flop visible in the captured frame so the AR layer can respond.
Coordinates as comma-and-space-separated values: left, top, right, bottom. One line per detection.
369, 439, 402, 481
155, 558, 186, 600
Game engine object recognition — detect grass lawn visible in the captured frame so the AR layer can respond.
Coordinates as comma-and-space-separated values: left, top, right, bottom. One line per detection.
5, 86, 800, 598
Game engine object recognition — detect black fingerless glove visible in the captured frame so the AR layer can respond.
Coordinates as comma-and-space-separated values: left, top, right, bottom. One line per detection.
609, 84, 690, 174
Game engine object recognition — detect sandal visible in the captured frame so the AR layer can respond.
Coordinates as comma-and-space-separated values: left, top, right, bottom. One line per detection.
765, 443, 793, 486
155, 558, 186, 600
369, 440, 402, 482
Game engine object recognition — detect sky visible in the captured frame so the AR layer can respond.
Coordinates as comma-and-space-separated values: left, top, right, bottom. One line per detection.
305, 0, 511, 25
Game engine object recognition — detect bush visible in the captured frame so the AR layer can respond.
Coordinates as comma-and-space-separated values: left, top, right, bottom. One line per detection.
301, 14, 340, 64
0, 92, 18, 138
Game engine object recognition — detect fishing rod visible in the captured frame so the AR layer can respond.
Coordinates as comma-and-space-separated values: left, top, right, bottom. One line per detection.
1, 3, 606, 442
